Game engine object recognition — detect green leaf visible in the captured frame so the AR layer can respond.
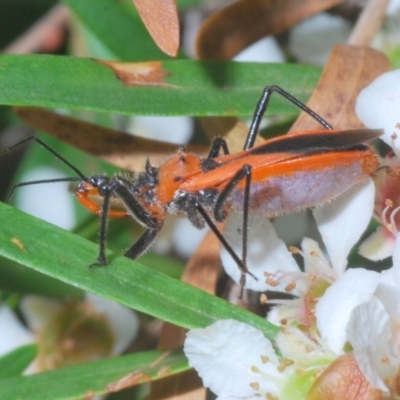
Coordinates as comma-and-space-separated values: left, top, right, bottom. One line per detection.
0, 349, 188, 400
0, 203, 278, 338
0, 55, 321, 116
0, 345, 37, 379
0, 258, 82, 296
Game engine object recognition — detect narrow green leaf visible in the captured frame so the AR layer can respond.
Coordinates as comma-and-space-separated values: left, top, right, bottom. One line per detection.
0, 55, 321, 116
0, 345, 37, 379
0, 258, 82, 296
0, 203, 278, 338
0, 349, 188, 400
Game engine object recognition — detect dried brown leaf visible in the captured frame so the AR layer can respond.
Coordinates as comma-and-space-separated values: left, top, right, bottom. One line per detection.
132, 0, 179, 57
148, 370, 206, 400
13, 107, 206, 172
99, 60, 171, 87
290, 45, 390, 132
196, 0, 345, 60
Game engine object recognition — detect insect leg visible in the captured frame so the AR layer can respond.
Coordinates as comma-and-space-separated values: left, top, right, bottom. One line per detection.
90, 188, 112, 267
190, 197, 256, 297
214, 165, 251, 222
124, 228, 160, 259
244, 85, 333, 150
212, 164, 253, 295
0, 136, 85, 179
6, 177, 81, 203
91, 176, 162, 266
207, 137, 230, 159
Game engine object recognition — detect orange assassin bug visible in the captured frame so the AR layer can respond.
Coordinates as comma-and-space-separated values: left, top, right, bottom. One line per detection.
3, 86, 381, 295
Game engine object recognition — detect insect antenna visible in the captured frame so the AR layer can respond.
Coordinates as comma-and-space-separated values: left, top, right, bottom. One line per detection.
1, 136, 86, 202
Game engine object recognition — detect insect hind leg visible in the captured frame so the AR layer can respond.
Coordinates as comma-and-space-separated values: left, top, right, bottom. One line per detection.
244, 85, 333, 151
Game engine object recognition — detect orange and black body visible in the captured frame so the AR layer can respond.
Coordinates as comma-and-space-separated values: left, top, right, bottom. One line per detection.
4, 86, 381, 294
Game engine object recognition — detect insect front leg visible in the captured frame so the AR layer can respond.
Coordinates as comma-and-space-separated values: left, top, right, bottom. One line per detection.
90, 187, 112, 268
91, 176, 162, 267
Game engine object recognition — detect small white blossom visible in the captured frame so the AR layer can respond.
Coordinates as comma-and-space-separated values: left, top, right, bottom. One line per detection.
346, 235, 400, 394
221, 179, 375, 297
185, 319, 291, 399
356, 69, 400, 260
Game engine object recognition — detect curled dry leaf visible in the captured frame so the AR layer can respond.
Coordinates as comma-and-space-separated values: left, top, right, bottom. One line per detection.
290, 45, 390, 132
196, 0, 345, 60
132, 0, 179, 57
13, 107, 206, 172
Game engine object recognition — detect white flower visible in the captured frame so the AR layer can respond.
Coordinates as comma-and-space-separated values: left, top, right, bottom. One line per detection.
0, 294, 139, 372
356, 69, 400, 261
184, 319, 348, 399
220, 179, 375, 297
356, 69, 400, 157
315, 268, 380, 354
346, 234, 400, 394
185, 319, 299, 399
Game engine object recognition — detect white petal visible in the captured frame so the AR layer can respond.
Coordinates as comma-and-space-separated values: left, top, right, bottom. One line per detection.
16, 167, 76, 230
276, 325, 333, 365
234, 36, 285, 63
374, 283, 400, 320
128, 116, 192, 145
0, 305, 34, 356
301, 237, 334, 279
289, 13, 351, 66
86, 294, 139, 355
355, 69, 400, 156
313, 179, 375, 276
220, 213, 300, 292
347, 298, 395, 392
316, 268, 379, 353
381, 234, 400, 287
392, 232, 400, 270
184, 319, 281, 397
358, 226, 395, 261
172, 217, 207, 259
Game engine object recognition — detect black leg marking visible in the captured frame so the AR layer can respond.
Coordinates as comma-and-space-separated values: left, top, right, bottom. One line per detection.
244, 85, 333, 151
214, 165, 252, 222
124, 228, 160, 259
207, 137, 230, 159
192, 197, 257, 298
90, 189, 112, 268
